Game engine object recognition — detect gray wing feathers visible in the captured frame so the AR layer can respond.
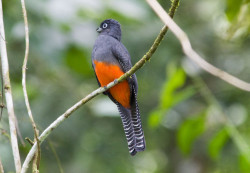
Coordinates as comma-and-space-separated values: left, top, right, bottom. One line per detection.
111, 42, 138, 92
112, 43, 132, 72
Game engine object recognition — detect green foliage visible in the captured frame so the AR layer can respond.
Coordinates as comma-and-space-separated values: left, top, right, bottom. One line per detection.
225, 0, 243, 21
60, 23, 71, 33
148, 109, 165, 128
239, 154, 250, 173
65, 46, 92, 77
177, 111, 206, 155
148, 63, 195, 128
160, 65, 185, 108
76, 4, 143, 24
103, 9, 141, 24
208, 128, 229, 160
225, 0, 250, 39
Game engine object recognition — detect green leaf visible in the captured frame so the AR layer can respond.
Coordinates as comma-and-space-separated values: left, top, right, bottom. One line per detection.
64, 46, 92, 77
160, 66, 186, 109
148, 64, 196, 128
60, 23, 71, 33
172, 86, 196, 106
225, 0, 243, 22
239, 154, 250, 173
208, 128, 229, 160
177, 112, 206, 155
148, 109, 165, 128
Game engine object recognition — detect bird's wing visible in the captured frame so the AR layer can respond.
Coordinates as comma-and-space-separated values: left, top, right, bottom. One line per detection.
111, 42, 138, 93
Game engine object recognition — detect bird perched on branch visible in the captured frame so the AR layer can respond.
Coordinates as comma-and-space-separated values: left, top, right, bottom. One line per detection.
91, 19, 145, 155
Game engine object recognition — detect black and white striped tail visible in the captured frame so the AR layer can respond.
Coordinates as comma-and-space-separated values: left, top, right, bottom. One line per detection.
116, 87, 145, 156
117, 104, 137, 155
131, 87, 145, 152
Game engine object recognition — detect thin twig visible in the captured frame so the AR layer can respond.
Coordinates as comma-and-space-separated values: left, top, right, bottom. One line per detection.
32, 152, 39, 173
0, 127, 10, 141
0, 0, 22, 172
0, 60, 4, 120
15, 115, 26, 146
0, 157, 4, 173
20, 1, 180, 172
20, 0, 41, 170
25, 137, 34, 146
146, 0, 250, 92
48, 140, 64, 173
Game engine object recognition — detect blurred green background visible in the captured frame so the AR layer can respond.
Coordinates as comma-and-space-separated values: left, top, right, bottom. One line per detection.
1, 0, 250, 172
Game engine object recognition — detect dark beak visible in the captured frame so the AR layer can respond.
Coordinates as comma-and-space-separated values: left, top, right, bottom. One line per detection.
96, 27, 102, 33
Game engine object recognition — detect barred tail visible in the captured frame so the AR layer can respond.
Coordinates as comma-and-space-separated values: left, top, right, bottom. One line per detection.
131, 87, 145, 152
116, 87, 145, 156
117, 104, 137, 155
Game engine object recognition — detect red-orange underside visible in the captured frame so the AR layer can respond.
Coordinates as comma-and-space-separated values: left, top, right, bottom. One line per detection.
94, 60, 131, 108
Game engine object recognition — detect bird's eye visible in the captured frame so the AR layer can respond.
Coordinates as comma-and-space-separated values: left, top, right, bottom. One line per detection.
102, 23, 108, 28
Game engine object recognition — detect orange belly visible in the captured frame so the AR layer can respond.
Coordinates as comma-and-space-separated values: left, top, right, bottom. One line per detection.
94, 60, 131, 108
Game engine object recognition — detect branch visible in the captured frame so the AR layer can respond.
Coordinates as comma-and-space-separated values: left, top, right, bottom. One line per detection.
0, 0, 21, 172
146, 0, 250, 92
0, 157, 4, 173
20, 0, 41, 170
20, 1, 180, 172
48, 140, 64, 173
0, 65, 4, 120
0, 127, 10, 140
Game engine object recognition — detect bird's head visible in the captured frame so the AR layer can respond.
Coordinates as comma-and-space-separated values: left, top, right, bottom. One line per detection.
96, 19, 122, 41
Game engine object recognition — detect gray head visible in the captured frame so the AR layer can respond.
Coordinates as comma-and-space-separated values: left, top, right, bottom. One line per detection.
96, 19, 122, 41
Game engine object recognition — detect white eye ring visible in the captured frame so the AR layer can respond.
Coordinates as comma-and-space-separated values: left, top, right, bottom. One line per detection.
102, 23, 108, 28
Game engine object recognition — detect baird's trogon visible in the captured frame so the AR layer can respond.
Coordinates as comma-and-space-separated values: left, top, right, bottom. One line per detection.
91, 19, 145, 155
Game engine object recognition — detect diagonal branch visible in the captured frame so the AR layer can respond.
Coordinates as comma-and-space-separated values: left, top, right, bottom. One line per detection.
146, 0, 250, 92
0, 0, 21, 172
20, 1, 180, 172
20, 0, 41, 170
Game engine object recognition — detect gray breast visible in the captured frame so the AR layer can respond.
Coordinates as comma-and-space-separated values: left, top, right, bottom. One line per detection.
92, 35, 119, 65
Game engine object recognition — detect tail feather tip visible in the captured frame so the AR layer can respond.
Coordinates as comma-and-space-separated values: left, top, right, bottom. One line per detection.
130, 144, 146, 156
130, 149, 137, 156
136, 145, 145, 152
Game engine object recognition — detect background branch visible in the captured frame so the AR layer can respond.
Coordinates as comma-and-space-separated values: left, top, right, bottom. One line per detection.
0, 157, 4, 173
0, 61, 4, 120
0, 0, 21, 172
48, 140, 64, 173
20, 1, 180, 172
20, 0, 41, 170
146, 0, 250, 92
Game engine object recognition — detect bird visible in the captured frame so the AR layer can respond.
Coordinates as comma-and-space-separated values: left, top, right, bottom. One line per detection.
91, 19, 145, 155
